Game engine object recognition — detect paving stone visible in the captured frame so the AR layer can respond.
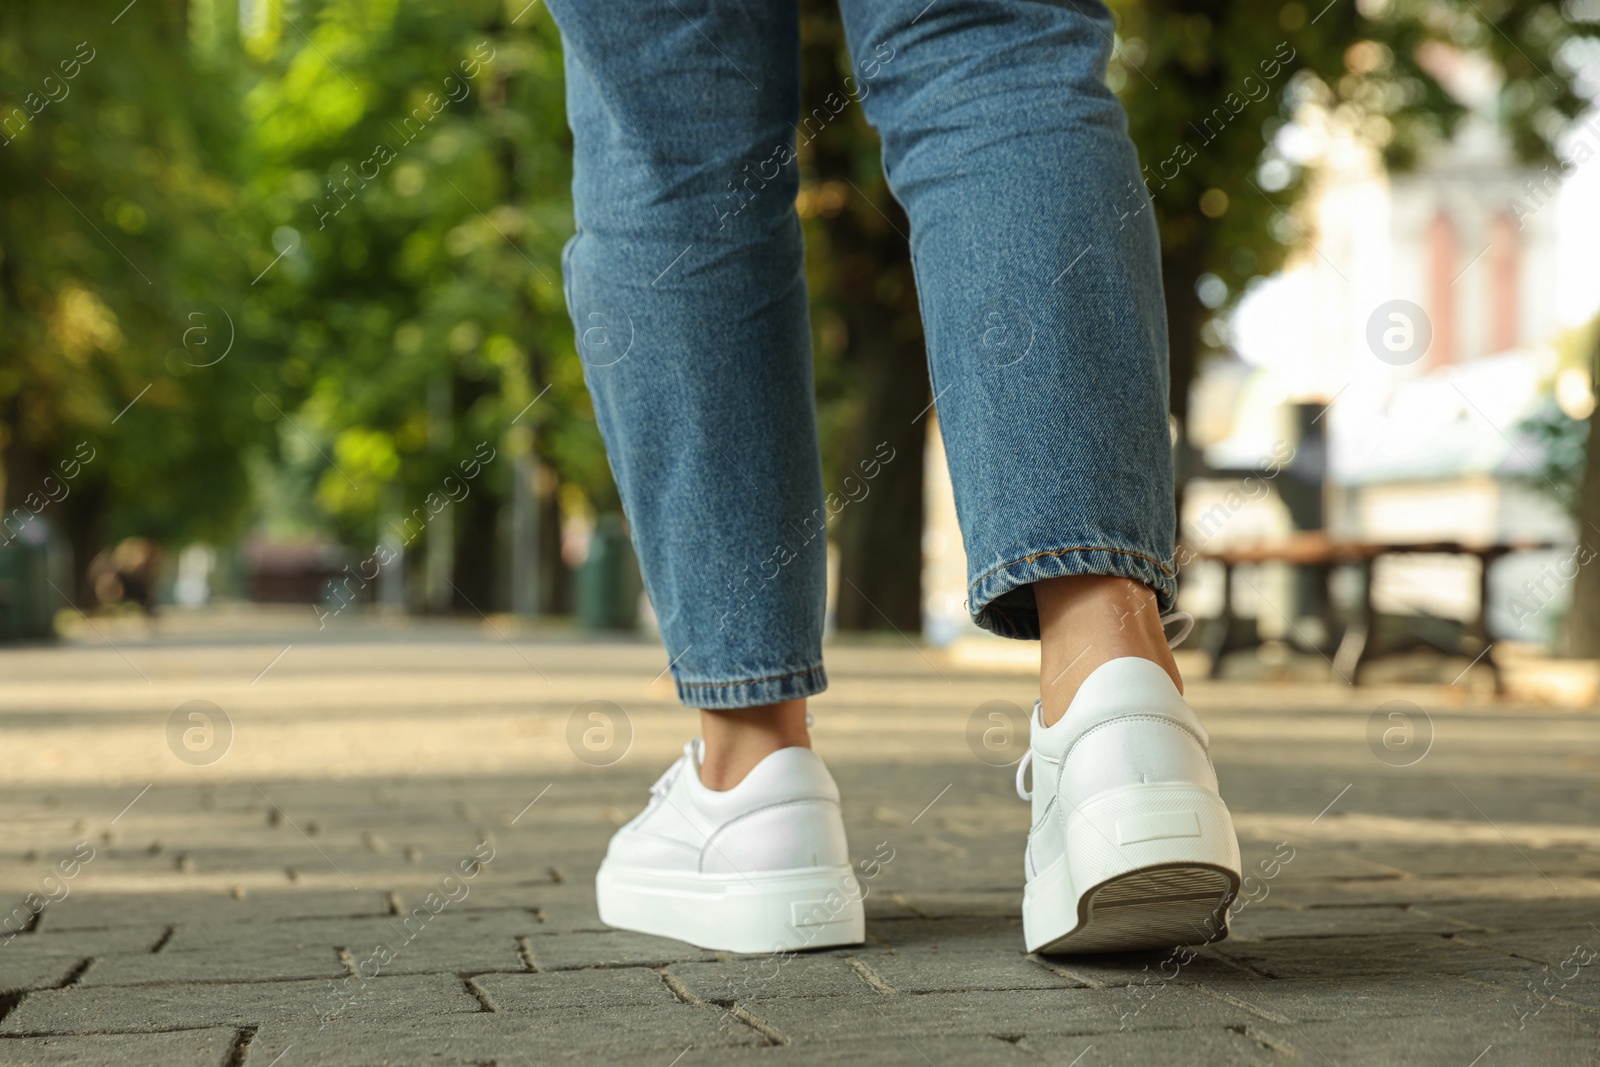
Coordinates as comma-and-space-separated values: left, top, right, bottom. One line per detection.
1017, 1026, 1293, 1065
145, 909, 533, 979
1227, 902, 1484, 940
77, 943, 345, 987
0, 1028, 239, 1066
246, 1004, 767, 1065
0, 973, 476, 1034
1410, 898, 1600, 933
514, 929, 717, 971
1184, 972, 1538, 1025
0, 955, 90, 994
683, 1034, 1039, 1065
669, 956, 871, 1003
744, 986, 1246, 1043
875, 889, 1022, 920
1208, 932, 1527, 980
38, 889, 392, 930
0, 927, 170, 960
1276, 1010, 1600, 1065
861, 947, 1077, 994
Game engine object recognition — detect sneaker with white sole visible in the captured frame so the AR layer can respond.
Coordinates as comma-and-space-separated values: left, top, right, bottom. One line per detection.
1019, 651, 1242, 954
595, 740, 866, 954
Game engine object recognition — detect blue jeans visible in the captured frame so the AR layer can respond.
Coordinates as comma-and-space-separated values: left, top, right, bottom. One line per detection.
547, 0, 1175, 710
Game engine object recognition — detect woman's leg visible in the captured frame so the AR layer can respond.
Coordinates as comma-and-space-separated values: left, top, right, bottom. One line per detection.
837, 0, 1240, 956
547, 2, 828, 736
551, 2, 865, 954
835, 0, 1177, 673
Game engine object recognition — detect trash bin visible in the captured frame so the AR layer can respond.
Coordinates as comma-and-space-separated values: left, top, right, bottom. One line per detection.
576, 513, 642, 631
0, 515, 72, 641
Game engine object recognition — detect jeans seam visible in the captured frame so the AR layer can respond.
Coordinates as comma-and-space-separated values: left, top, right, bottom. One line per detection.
970, 544, 1175, 594
678, 666, 822, 689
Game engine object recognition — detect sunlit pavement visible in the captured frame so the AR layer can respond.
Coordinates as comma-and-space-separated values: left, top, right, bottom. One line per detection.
1, 610, 1597, 1065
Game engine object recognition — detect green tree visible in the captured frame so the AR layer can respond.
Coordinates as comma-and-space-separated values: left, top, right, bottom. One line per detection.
237, 0, 596, 613
0, 0, 268, 597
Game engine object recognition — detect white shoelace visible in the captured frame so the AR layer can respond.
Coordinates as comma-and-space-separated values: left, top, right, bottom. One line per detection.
1014, 609, 1194, 802
648, 713, 812, 807
648, 740, 698, 807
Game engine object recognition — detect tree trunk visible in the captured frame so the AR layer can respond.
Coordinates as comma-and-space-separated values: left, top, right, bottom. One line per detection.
1565, 343, 1600, 659
1161, 231, 1212, 431
451, 481, 499, 614
800, 1, 928, 633
833, 306, 929, 633
536, 463, 571, 615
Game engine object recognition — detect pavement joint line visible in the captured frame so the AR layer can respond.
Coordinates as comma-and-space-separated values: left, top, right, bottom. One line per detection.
725, 1000, 789, 1046
58, 958, 95, 988
461, 974, 498, 1013
224, 1025, 258, 1067
1228, 1023, 1297, 1057
845, 957, 898, 995
1199, 948, 1274, 981
888, 892, 928, 919
1023, 953, 1100, 988
656, 969, 703, 1006
1446, 933, 1559, 966
1188, 980, 1295, 1024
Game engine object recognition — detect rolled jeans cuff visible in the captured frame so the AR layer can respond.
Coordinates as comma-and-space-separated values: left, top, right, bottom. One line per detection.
969, 544, 1178, 641
675, 664, 829, 710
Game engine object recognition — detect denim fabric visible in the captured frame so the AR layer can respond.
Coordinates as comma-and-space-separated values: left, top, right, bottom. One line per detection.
547, 0, 1175, 709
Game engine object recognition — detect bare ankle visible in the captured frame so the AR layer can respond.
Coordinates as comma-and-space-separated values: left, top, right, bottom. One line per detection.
698, 700, 810, 790
1034, 575, 1182, 727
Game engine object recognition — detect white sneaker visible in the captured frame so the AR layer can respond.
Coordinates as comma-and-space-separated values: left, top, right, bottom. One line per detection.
595, 740, 866, 954
1018, 656, 1242, 954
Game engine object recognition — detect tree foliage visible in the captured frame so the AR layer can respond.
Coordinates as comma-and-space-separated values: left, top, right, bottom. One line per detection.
2, 0, 1595, 626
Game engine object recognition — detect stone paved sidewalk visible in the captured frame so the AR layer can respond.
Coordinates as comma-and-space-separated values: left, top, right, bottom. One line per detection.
1, 612, 1598, 1065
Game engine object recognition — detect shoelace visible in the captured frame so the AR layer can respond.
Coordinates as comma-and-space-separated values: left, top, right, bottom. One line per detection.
1014, 609, 1194, 802
649, 713, 816, 807
648, 740, 698, 807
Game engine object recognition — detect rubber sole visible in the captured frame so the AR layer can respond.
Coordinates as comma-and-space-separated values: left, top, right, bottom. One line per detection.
596, 862, 866, 955
1024, 782, 1242, 955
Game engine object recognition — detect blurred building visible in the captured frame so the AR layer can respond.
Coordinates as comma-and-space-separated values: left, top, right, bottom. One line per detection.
923, 58, 1600, 651
1191, 54, 1599, 648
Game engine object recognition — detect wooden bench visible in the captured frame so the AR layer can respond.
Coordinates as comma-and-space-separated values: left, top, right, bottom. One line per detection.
1186, 533, 1559, 691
